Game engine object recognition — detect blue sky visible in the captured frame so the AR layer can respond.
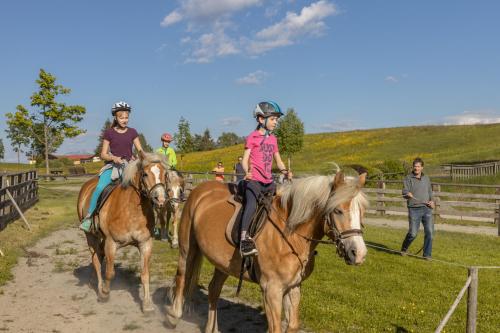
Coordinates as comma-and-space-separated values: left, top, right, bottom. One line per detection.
1, 0, 499, 161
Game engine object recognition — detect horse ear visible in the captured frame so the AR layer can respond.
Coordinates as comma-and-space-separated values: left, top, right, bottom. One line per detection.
358, 172, 367, 188
332, 171, 344, 190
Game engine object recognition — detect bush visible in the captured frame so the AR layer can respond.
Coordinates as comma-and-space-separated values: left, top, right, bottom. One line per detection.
376, 160, 405, 179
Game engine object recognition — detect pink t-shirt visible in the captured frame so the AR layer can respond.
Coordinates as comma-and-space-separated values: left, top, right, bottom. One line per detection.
245, 130, 278, 184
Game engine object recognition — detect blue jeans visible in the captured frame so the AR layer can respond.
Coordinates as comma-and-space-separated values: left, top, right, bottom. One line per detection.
86, 169, 113, 217
401, 206, 434, 257
241, 180, 276, 236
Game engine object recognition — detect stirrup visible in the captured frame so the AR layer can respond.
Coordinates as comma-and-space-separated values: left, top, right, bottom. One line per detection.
240, 238, 258, 257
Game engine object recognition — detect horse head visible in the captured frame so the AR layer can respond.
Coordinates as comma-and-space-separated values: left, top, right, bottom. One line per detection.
165, 169, 185, 205
123, 151, 168, 208
325, 171, 368, 265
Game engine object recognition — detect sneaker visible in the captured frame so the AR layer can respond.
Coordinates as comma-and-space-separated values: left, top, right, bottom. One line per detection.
79, 217, 92, 232
423, 256, 432, 261
240, 237, 258, 257
400, 250, 408, 256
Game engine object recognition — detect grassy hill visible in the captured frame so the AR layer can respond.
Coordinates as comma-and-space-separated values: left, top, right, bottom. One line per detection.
178, 123, 500, 176
2, 123, 500, 178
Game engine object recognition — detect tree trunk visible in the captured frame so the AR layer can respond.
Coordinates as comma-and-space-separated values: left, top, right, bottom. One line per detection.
44, 124, 50, 175
17, 147, 20, 165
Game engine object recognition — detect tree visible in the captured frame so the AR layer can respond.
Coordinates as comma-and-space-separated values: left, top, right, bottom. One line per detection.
5, 107, 31, 164
94, 118, 112, 156
174, 117, 194, 154
5, 69, 86, 174
0, 139, 4, 160
216, 132, 244, 148
137, 133, 153, 152
274, 108, 304, 170
194, 128, 215, 151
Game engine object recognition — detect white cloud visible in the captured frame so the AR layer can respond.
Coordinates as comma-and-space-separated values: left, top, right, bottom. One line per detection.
161, 0, 261, 26
161, 10, 183, 27
248, 1, 337, 54
221, 117, 243, 126
444, 110, 500, 125
236, 70, 269, 85
161, 1, 338, 62
385, 76, 398, 83
185, 23, 240, 63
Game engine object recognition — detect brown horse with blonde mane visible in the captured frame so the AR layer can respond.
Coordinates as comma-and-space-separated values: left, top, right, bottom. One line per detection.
155, 169, 185, 248
77, 152, 169, 313
166, 171, 368, 332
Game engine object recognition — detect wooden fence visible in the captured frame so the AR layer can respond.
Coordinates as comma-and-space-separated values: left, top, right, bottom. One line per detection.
0, 171, 38, 229
441, 161, 500, 179
365, 179, 500, 235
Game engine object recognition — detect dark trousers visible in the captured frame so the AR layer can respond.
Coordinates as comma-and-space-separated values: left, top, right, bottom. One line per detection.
241, 180, 276, 235
401, 206, 434, 257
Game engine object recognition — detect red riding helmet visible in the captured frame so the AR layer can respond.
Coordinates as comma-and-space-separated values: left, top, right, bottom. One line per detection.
161, 133, 173, 142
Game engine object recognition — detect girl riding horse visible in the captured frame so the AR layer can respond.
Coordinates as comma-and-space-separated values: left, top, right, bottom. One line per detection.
79, 101, 143, 232
240, 101, 292, 256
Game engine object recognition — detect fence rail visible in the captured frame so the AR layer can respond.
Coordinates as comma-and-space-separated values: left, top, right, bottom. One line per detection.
0, 171, 38, 229
363, 179, 500, 235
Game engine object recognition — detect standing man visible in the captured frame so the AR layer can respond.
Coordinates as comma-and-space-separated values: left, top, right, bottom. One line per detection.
233, 156, 245, 182
401, 157, 435, 259
157, 133, 177, 169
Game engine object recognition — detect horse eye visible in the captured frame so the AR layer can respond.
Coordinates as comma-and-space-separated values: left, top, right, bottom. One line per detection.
142, 173, 148, 178
333, 208, 343, 215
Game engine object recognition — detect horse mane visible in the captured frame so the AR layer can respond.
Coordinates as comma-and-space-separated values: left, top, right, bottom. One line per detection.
167, 169, 184, 188
122, 152, 169, 187
280, 174, 369, 230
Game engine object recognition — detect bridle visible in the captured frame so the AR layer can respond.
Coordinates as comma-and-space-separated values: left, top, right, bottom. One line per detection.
134, 161, 167, 204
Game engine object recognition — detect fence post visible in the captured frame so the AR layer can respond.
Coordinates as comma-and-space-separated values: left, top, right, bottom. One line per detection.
376, 178, 386, 216
496, 187, 500, 237
432, 183, 441, 221
466, 267, 478, 333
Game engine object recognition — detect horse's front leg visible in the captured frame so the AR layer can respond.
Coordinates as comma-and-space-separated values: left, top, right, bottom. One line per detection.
205, 268, 229, 333
86, 235, 106, 301
102, 238, 117, 298
262, 282, 284, 333
139, 237, 154, 313
171, 204, 179, 248
283, 285, 302, 333
160, 207, 169, 242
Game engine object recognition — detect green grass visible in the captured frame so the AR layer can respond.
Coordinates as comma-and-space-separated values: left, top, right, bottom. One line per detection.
0, 180, 81, 285
150, 225, 500, 332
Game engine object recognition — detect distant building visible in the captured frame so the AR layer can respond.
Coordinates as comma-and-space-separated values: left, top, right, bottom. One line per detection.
56, 154, 100, 165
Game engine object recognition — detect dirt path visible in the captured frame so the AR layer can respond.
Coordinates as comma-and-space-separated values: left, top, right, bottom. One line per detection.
0, 228, 269, 333
365, 217, 498, 236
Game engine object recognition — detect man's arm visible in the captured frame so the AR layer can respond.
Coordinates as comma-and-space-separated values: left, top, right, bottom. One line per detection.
402, 176, 413, 198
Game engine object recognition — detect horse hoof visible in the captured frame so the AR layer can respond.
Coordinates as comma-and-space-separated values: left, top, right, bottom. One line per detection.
171, 241, 179, 249
98, 292, 110, 302
165, 312, 180, 328
142, 303, 155, 315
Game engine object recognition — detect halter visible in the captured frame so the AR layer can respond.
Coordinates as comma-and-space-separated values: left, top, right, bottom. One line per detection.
322, 213, 363, 258
134, 160, 167, 204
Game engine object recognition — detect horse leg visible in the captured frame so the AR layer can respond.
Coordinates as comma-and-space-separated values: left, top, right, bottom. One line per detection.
171, 205, 179, 249
205, 268, 228, 333
165, 207, 172, 243
102, 238, 117, 299
139, 237, 155, 313
86, 236, 106, 300
160, 208, 169, 242
166, 239, 203, 328
262, 282, 284, 333
283, 286, 301, 333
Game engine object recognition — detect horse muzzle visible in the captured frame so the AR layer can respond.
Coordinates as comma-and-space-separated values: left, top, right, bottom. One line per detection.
341, 236, 367, 265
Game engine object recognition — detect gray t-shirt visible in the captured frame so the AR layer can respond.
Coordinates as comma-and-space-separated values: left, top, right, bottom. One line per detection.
402, 173, 433, 208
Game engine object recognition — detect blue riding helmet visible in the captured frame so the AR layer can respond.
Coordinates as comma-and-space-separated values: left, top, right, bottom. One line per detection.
253, 101, 283, 119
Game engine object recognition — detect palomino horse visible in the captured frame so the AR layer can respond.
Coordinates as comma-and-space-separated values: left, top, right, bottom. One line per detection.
155, 169, 185, 248
166, 171, 368, 332
77, 152, 169, 313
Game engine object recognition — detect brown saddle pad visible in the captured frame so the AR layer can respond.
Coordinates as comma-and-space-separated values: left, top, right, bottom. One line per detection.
225, 186, 273, 247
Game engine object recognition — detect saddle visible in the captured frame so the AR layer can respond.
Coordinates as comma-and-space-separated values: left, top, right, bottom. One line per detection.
225, 182, 274, 247
89, 180, 120, 234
